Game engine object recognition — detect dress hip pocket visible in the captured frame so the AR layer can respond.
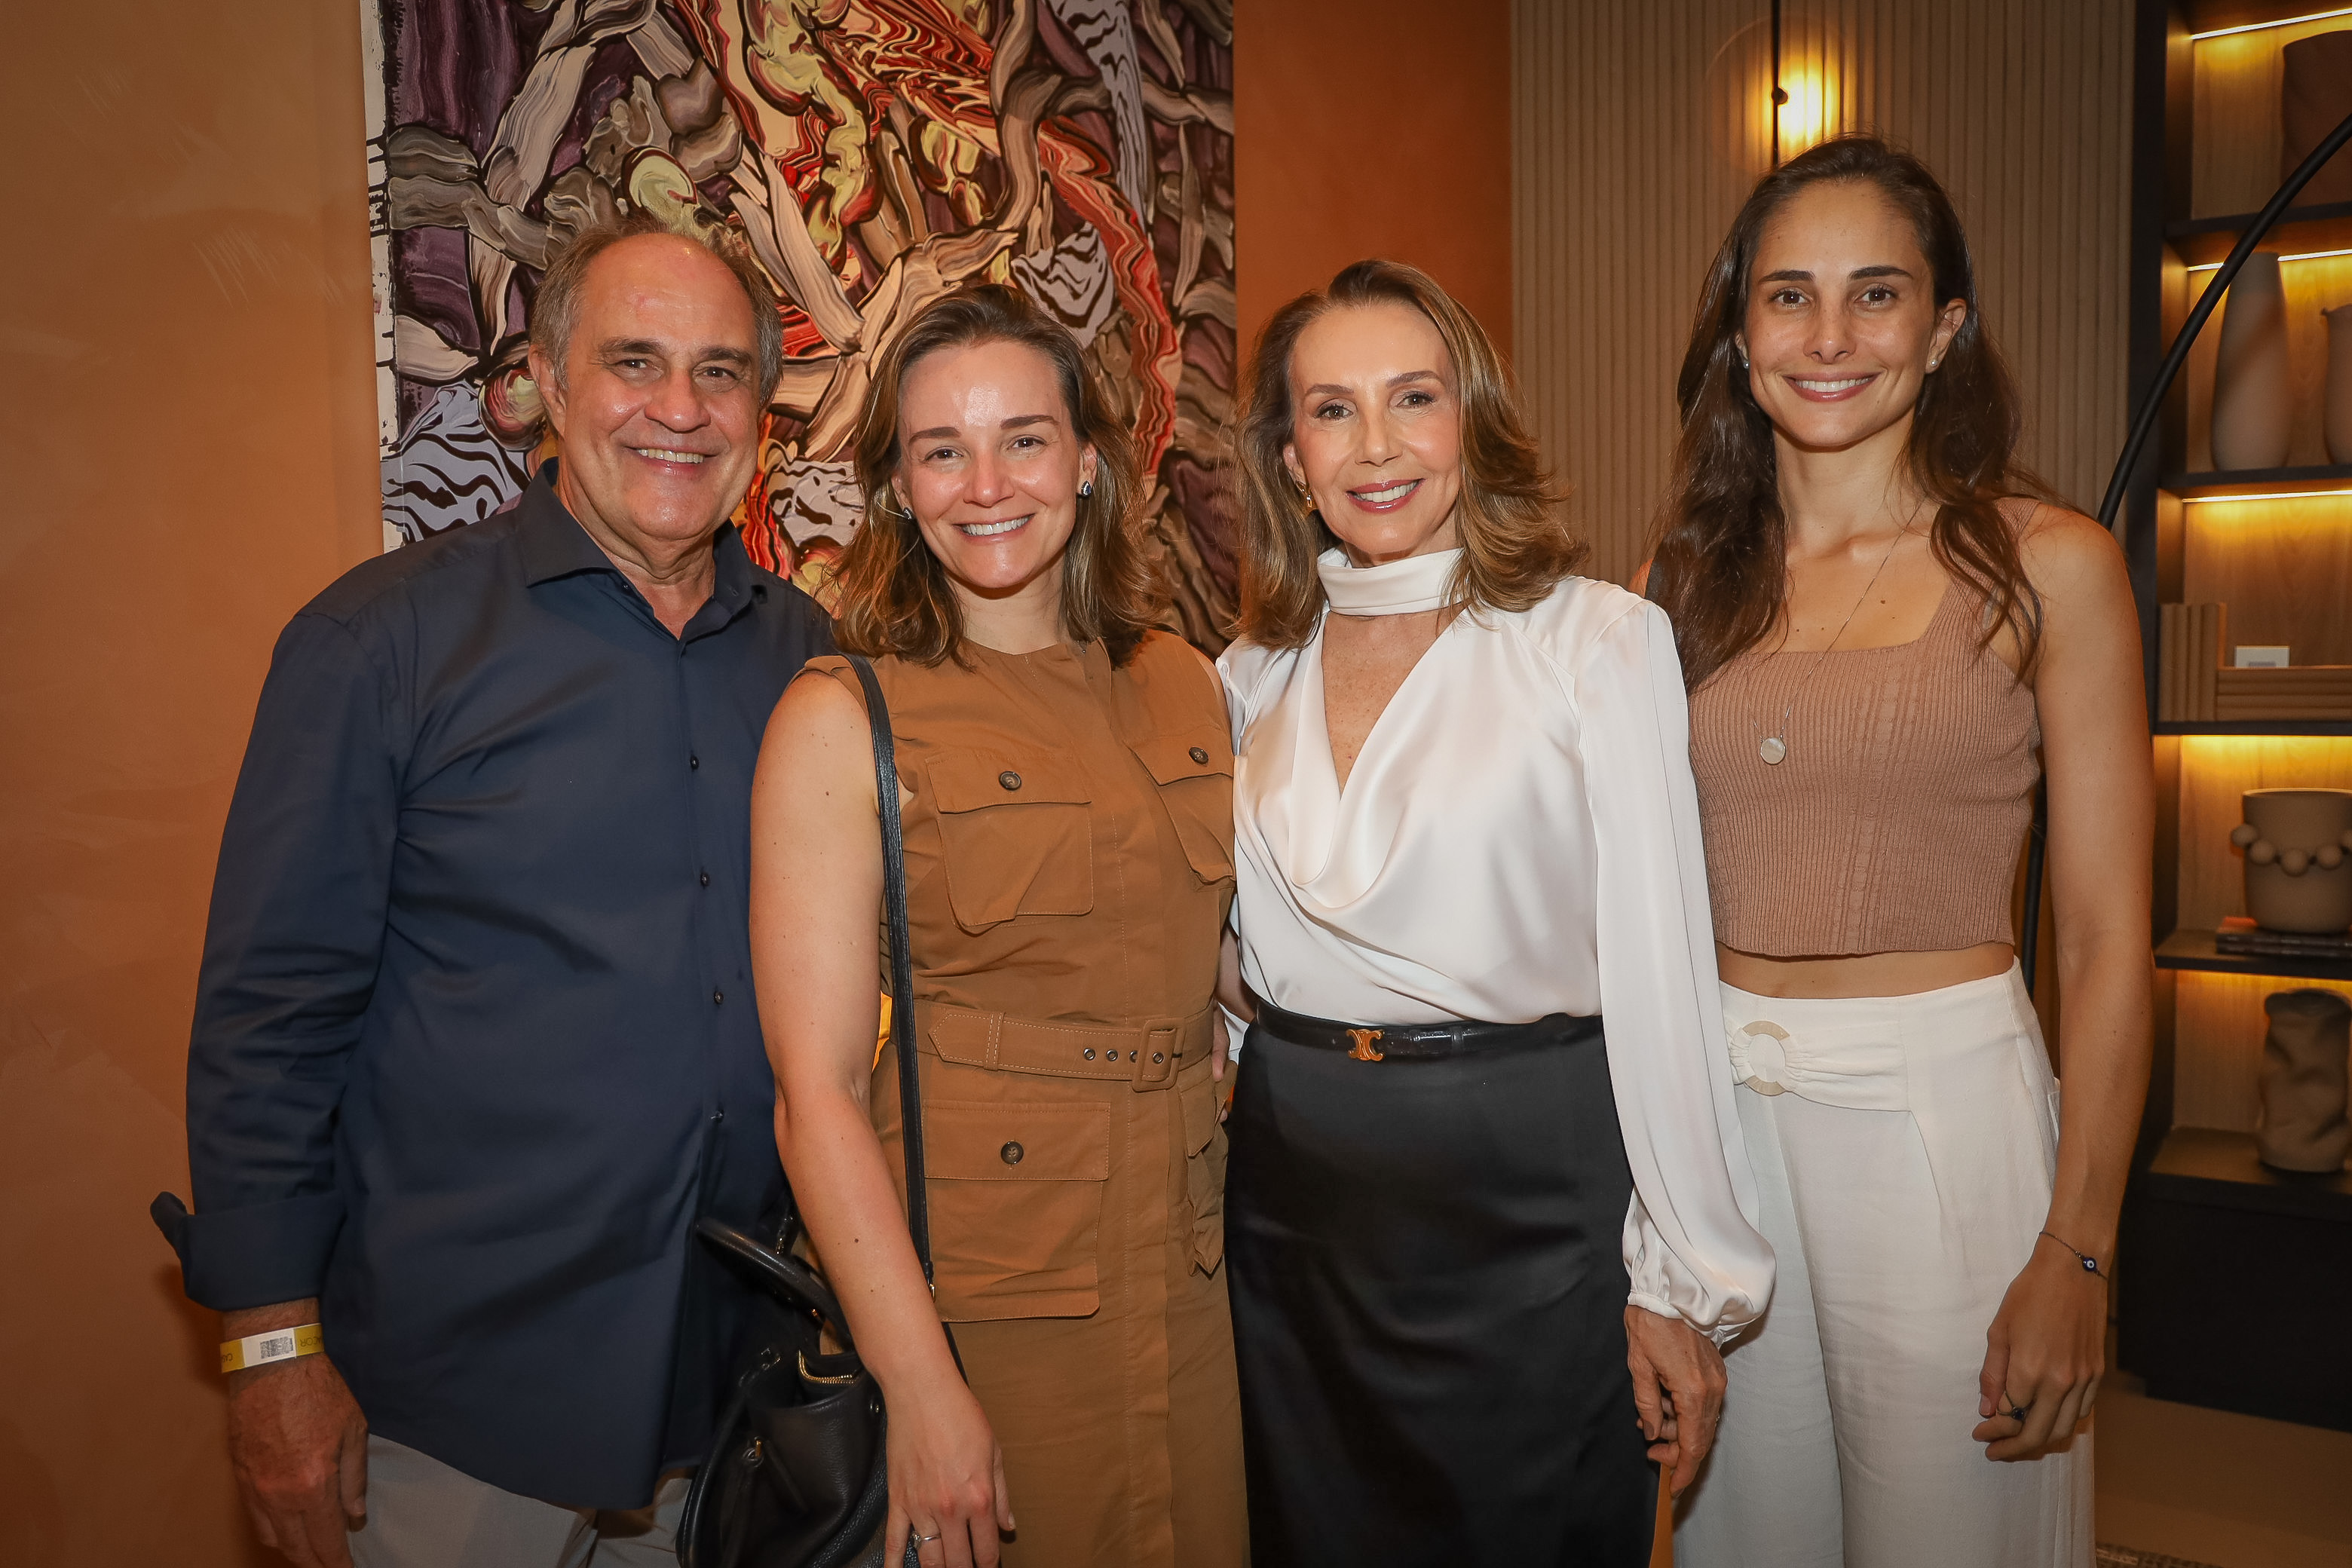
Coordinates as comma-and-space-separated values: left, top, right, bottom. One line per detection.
921, 1099, 1111, 1321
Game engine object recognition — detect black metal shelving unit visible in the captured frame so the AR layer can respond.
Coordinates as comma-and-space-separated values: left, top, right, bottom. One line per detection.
2118, 0, 2352, 1436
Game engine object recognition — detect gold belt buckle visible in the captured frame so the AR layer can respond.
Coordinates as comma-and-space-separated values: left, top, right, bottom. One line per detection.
1346, 1027, 1386, 1063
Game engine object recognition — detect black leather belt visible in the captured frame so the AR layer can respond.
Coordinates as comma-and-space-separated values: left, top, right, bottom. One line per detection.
1251, 1000, 1603, 1062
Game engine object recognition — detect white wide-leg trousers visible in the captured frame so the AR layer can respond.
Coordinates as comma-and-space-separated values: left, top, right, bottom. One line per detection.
1674, 964, 2093, 1568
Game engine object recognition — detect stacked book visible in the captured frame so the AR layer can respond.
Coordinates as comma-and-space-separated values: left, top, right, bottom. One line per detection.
2157, 602, 2352, 721
2216, 915, 2352, 960
2215, 665, 2352, 720
2156, 603, 2222, 721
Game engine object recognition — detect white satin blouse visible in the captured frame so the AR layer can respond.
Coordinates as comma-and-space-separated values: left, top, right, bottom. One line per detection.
1217, 547, 1775, 1338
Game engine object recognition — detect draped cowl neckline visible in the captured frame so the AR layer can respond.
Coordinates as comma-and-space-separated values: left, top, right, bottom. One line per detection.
1316, 546, 1461, 616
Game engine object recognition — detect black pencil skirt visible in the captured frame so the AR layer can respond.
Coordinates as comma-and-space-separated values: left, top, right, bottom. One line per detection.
1225, 1014, 1656, 1567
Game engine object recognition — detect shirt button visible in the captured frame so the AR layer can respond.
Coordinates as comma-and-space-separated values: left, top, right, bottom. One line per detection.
1000, 1141, 1024, 1165
712, 988, 724, 1006
689, 755, 700, 770
1153, 1052, 1165, 1064
1083, 1048, 1097, 1061
998, 770, 1021, 791
1189, 746, 1209, 764
700, 871, 710, 887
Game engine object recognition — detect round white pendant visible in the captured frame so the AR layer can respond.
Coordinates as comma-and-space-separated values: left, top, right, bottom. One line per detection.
1759, 736, 1788, 765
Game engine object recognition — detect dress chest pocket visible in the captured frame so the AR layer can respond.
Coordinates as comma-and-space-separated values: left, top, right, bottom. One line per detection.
925, 747, 1095, 931
1125, 729, 1235, 884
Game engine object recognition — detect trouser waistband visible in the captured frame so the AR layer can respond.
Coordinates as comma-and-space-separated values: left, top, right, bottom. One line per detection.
1251, 1001, 1603, 1061
914, 1000, 1213, 1090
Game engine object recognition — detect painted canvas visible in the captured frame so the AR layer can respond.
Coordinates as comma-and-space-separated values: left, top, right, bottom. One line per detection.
362, 0, 1238, 647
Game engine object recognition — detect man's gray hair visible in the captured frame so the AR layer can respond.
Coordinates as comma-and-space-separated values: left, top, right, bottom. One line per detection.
530, 211, 785, 403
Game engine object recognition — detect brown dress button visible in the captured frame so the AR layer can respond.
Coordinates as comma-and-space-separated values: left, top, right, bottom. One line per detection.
1152, 1052, 1165, 1064
1083, 1048, 1097, 1060
1000, 1141, 1024, 1165
1189, 746, 1209, 764
999, 770, 1021, 791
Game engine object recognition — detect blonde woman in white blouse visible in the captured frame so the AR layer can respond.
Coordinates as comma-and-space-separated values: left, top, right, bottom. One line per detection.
1211, 259, 1775, 1567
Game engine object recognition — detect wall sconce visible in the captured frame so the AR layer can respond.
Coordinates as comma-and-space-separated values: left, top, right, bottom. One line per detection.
1766, 0, 1837, 166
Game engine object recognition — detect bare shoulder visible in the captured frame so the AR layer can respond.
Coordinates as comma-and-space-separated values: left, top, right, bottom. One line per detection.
770, 659, 869, 740
2012, 500, 2129, 603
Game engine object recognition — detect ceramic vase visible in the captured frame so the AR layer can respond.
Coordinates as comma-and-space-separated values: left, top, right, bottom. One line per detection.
2236, 789, 2352, 933
2326, 302, 2352, 467
2281, 32, 2352, 207
2258, 989, 2351, 1173
2211, 253, 2292, 472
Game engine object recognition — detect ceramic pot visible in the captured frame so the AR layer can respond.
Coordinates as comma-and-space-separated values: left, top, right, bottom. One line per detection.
2234, 789, 2352, 933
2326, 302, 2352, 467
2258, 989, 2350, 1173
2281, 32, 2352, 207
2211, 253, 2292, 472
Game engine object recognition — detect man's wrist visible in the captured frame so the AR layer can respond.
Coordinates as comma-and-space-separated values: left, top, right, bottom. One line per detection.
222, 1299, 325, 1383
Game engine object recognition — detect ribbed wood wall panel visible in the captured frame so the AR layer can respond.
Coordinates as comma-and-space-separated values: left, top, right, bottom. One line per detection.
1513, 0, 2136, 587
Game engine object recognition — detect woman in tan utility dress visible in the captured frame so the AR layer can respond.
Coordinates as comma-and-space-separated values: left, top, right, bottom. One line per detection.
749, 283, 1245, 1568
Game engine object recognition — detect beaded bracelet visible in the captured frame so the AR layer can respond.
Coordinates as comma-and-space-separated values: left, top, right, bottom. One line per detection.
2038, 1230, 2109, 1282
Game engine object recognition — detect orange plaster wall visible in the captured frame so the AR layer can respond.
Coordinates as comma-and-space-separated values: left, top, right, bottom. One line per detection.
0, 4, 1511, 1561
1233, 0, 1514, 366
0, 4, 381, 1563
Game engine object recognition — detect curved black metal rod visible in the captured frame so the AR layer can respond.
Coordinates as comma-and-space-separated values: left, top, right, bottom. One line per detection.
2025, 106, 2352, 1003
2095, 106, 2352, 530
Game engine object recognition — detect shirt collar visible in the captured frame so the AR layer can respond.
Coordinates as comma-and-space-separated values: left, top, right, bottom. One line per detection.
515, 459, 764, 632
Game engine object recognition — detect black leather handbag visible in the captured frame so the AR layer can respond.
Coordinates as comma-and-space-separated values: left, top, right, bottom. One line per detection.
678, 654, 950, 1568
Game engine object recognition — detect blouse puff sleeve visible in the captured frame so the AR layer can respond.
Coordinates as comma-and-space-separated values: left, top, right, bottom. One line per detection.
1573, 599, 1776, 1343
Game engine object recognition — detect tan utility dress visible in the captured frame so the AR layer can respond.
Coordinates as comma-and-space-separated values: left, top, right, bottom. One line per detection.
807, 633, 1246, 1568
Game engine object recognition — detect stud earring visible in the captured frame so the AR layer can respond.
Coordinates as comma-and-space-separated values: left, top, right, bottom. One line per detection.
1079, 478, 1093, 498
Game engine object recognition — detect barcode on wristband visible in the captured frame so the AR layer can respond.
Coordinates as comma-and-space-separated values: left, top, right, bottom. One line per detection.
220, 1322, 324, 1373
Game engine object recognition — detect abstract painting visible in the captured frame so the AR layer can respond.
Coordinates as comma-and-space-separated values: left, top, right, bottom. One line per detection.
362, 0, 1237, 646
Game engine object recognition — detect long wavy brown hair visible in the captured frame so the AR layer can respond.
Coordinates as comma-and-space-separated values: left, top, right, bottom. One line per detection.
1647, 135, 2053, 690
831, 283, 1159, 666
1235, 259, 1581, 648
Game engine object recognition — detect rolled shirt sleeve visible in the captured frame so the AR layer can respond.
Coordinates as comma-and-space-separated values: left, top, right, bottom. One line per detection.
159, 610, 403, 1311
1578, 601, 1775, 1342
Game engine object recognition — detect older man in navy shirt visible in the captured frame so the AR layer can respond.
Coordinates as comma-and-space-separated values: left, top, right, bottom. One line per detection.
155, 213, 833, 1566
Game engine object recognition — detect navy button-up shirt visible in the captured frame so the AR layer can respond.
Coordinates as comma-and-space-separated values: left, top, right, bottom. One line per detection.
158, 466, 833, 1506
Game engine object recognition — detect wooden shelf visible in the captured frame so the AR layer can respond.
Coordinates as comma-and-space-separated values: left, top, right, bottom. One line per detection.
2156, 926, 2352, 981
2154, 718, 2352, 735
2162, 464, 2352, 500
2144, 1125, 2352, 1220
2166, 198, 2352, 239
2167, 204, 2352, 268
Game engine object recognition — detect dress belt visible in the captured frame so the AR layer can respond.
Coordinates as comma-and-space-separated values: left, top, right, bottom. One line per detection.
914, 1000, 1212, 1090
1252, 1000, 1603, 1062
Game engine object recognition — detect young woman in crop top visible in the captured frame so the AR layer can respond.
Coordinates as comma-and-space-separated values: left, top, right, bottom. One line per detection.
1642, 138, 2151, 1568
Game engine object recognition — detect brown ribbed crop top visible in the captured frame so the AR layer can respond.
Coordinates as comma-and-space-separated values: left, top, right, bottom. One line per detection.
1688, 579, 2041, 956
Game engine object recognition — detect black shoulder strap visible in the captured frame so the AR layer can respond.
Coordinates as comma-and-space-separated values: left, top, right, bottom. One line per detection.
844, 654, 933, 1282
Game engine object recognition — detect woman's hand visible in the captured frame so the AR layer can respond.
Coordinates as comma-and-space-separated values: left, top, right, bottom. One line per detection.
1973, 1233, 2105, 1459
1625, 1305, 1727, 1495
887, 1371, 1014, 1568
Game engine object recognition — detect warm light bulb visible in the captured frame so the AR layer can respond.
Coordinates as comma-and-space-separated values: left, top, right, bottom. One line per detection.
1775, 67, 1836, 156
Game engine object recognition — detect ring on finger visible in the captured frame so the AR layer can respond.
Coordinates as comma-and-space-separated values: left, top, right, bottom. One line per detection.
2004, 1401, 2029, 1422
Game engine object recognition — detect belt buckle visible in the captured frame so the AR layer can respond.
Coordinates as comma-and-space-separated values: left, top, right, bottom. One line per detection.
1734, 1020, 1790, 1095
1132, 1025, 1178, 1088
1346, 1027, 1386, 1063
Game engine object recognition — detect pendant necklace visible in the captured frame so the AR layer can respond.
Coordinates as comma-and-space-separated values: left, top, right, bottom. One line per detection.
1756, 520, 1911, 766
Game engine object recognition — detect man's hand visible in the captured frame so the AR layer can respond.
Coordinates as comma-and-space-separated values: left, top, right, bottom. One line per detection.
1625, 1304, 1726, 1496
223, 1301, 367, 1566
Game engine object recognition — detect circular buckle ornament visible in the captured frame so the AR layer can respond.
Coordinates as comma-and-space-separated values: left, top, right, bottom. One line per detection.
1735, 1019, 1792, 1095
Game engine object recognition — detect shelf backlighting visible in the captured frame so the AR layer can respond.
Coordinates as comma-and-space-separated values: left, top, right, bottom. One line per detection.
2186, 247, 2352, 273
2189, 7, 2352, 39
2179, 489, 2352, 504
